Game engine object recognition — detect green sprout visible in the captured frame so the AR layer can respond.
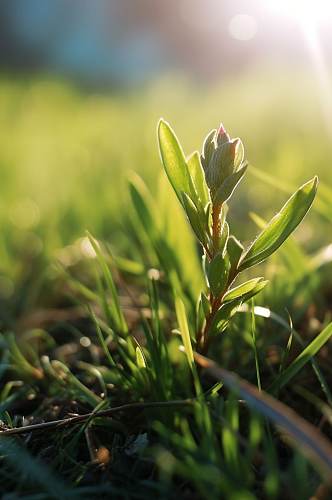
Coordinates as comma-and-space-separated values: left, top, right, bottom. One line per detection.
158, 119, 318, 354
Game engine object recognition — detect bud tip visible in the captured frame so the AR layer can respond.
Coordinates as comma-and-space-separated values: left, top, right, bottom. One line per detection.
217, 123, 227, 137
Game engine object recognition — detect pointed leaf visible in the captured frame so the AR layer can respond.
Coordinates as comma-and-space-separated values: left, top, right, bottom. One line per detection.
239, 177, 318, 271
211, 280, 268, 334
223, 278, 265, 303
187, 151, 210, 206
201, 128, 216, 170
182, 192, 207, 245
227, 235, 244, 272
136, 346, 147, 369
211, 300, 242, 334
158, 119, 191, 204
213, 164, 248, 205
207, 252, 230, 296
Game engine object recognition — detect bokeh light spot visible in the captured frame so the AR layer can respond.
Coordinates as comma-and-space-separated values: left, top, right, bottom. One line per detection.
9, 198, 40, 230
80, 336, 91, 347
79, 236, 97, 258
228, 14, 257, 41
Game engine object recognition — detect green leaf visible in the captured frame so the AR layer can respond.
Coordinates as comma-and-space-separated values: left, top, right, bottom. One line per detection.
158, 119, 191, 205
239, 177, 318, 271
213, 164, 247, 205
211, 300, 242, 334
182, 192, 207, 245
218, 220, 229, 255
209, 139, 244, 186
136, 345, 147, 369
233, 138, 245, 170
227, 236, 244, 272
201, 129, 216, 170
207, 252, 230, 296
175, 296, 194, 365
187, 151, 210, 206
196, 292, 211, 333
270, 322, 332, 393
223, 278, 265, 303
200, 292, 211, 316
211, 280, 268, 334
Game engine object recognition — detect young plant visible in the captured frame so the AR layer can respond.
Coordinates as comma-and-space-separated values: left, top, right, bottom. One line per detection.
158, 119, 318, 354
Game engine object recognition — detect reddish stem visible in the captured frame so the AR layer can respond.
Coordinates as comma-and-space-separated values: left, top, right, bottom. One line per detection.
212, 203, 222, 251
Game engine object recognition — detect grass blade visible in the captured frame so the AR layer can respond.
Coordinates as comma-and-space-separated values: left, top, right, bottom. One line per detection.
251, 299, 261, 391
175, 296, 194, 366
194, 352, 332, 478
269, 322, 332, 393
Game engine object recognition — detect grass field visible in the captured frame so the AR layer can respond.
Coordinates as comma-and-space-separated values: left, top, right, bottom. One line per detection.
0, 70, 332, 499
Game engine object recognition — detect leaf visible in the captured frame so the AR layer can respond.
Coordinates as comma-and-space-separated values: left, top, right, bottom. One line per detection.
210, 280, 268, 334
223, 277, 265, 303
210, 139, 244, 186
207, 252, 230, 296
175, 296, 194, 365
200, 292, 211, 316
158, 119, 191, 205
182, 192, 207, 245
269, 322, 332, 393
213, 164, 247, 205
194, 352, 332, 479
239, 177, 318, 271
227, 235, 244, 272
250, 165, 331, 223
201, 128, 216, 170
136, 346, 147, 369
187, 151, 210, 206
211, 300, 242, 334
233, 138, 245, 170
219, 220, 229, 255
196, 292, 211, 332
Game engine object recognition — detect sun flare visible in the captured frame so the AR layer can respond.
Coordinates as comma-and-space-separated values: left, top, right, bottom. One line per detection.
266, 0, 332, 24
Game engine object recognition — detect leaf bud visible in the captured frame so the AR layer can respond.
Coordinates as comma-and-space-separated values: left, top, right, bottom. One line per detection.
201, 124, 246, 197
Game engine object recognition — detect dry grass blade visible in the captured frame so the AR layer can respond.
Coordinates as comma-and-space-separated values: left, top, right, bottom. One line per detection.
194, 352, 332, 481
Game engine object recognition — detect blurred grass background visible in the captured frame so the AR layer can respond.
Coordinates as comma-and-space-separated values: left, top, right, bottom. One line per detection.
0, 66, 331, 326
0, 67, 330, 266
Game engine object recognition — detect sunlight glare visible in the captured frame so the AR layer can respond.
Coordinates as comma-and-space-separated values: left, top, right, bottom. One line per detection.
266, 0, 332, 137
266, 0, 332, 23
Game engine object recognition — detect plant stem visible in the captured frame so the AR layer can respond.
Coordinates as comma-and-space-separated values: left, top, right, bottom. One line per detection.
0, 399, 194, 436
212, 203, 222, 252
198, 267, 238, 354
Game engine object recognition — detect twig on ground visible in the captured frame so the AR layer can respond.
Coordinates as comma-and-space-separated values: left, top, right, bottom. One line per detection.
0, 399, 194, 437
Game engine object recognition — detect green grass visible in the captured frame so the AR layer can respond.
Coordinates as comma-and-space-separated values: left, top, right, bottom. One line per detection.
0, 71, 332, 499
